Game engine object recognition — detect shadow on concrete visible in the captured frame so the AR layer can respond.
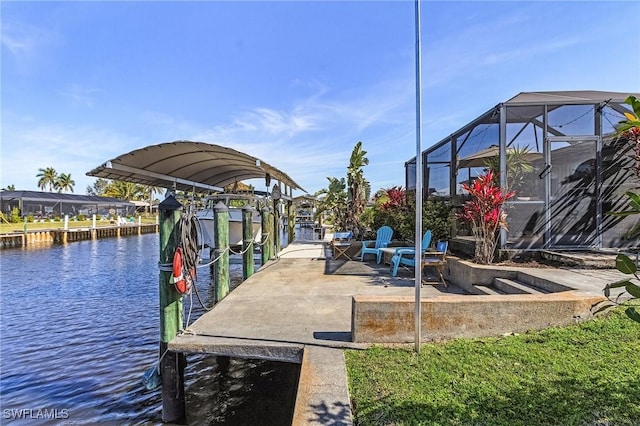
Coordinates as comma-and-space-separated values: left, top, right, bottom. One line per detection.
308, 400, 352, 425
312, 331, 352, 342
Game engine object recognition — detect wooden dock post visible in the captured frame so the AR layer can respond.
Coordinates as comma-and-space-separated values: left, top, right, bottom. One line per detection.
242, 206, 255, 280
273, 201, 281, 255
214, 201, 230, 302
158, 195, 186, 423
287, 199, 294, 244
261, 207, 271, 265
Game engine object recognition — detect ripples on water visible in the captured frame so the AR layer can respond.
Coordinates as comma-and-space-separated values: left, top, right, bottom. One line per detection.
0, 234, 298, 425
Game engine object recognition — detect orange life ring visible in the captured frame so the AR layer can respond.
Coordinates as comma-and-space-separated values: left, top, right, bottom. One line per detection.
172, 247, 190, 294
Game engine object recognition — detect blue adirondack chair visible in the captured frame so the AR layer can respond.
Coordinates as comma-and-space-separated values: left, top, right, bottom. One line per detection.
390, 230, 432, 277
360, 225, 393, 263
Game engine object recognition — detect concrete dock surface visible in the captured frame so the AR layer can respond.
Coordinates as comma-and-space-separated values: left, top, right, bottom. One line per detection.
170, 240, 630, 425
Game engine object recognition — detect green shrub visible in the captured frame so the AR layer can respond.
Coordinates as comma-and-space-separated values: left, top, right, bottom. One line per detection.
96, 214, 102, 221
77, 214, 86, 221
372, 195, 452, 242
26, 215, 34, 223
10, 208, 20, 223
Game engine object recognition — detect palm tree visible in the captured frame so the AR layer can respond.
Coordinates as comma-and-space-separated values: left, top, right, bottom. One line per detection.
86, 178, 111, 196
484, 146, 535, 193
1, 184, 16, 191
315, 177, 348, 230
103, 180, 145, 201
346, 141, 369, 234
55, 173, 76, 193
144, 185, 163, 213
36, 167, 57, 192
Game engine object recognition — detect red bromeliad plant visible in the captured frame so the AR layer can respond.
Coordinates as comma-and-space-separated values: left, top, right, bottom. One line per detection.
457, 171, 515, 264
376, 186, 406, 210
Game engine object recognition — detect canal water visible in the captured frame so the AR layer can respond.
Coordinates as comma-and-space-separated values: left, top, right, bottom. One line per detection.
0, 233, 299, 425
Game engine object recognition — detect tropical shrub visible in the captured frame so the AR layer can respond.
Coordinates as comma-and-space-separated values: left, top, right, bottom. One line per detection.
457, 171, 515, 264
315, 142, 370, 237
10, 208, 21, 223
597, 95, 640, 323
371, 186, 452, 242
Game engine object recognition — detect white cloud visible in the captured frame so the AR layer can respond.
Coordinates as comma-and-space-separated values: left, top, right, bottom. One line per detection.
1, 116, 144, 192
0, 20, 61, 67
60, 84, 102, 108
190, 78, 415, 193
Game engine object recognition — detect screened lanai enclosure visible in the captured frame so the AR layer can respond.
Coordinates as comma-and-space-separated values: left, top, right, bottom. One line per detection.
406, 91, 640, 251
0, 191, 135, 219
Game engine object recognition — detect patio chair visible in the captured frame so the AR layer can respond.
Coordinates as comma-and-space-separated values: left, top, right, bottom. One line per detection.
390, 230, 432, 277
422, 240, 448, 287
360, 225, 393, 263
332, 231, 353, 260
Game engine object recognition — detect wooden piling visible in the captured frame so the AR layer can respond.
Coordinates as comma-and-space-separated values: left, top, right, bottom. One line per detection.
242, 206, 255, 280
287, 200, 295, 244
214, 201, 230, 302
158, 195, 186, 423
261, 207, 270, 265
273, 201, 281, 255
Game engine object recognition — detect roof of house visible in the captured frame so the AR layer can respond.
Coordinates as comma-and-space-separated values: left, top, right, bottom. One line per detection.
0, 190, 134, 205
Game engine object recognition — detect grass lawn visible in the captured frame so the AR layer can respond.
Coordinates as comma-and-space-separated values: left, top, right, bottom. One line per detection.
346, 307, 640, 426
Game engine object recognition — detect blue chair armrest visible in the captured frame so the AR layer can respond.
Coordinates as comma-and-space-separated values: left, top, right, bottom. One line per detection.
380, 242, 390, 248
394, 248, 415, 255
362, 240, 376, 248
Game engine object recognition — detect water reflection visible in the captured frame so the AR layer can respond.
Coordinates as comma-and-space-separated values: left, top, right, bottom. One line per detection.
0, 234, 297, 425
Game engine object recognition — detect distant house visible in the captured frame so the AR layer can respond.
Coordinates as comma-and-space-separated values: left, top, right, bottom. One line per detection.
405, 90, 640, 251
0, 190, 135, 219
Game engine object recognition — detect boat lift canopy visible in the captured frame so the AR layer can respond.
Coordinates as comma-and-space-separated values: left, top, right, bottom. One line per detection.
87, 141, 304, 194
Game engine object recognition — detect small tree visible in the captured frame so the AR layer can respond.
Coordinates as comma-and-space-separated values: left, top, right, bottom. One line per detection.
315, 142, 369, 236
346, 141, 369, 236
457, 171, 515, 264
315, 177, 349, 231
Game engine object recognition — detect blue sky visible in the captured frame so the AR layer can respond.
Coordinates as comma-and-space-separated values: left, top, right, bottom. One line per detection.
2, 1, 639, 196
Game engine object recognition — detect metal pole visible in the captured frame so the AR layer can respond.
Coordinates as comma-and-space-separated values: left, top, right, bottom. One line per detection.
414, 0, 423, 354
242, 206, 255, 280
158, 194, 185, 423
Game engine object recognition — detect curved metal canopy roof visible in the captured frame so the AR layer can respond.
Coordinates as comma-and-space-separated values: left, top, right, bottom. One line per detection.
87, 141, 304, 193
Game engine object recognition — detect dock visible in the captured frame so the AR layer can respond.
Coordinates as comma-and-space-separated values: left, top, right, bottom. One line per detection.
170, 238, 453, 425
0, 223, 158, 249
168, 235, 629, 425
